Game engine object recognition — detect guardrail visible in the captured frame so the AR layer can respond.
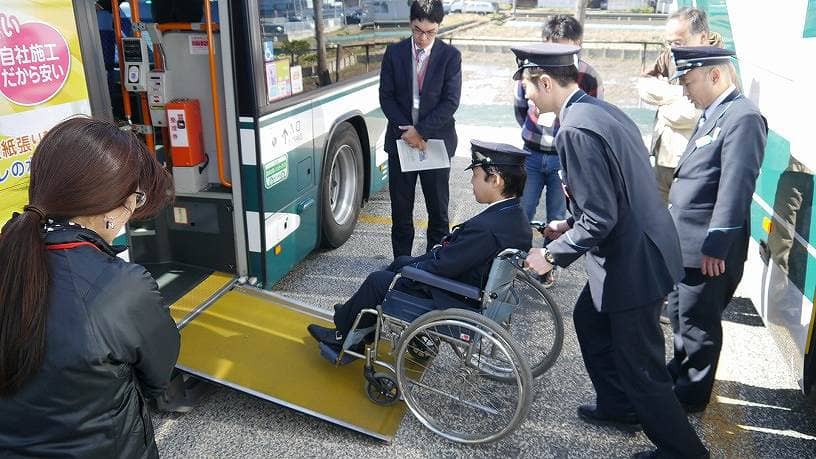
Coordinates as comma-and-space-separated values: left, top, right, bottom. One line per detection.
512, 10, 668, 22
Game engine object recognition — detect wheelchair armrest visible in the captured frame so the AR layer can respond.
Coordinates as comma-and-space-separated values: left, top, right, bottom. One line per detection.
399, 266, 482, 300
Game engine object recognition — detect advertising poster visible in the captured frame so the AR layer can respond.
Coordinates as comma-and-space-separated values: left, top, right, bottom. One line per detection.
0, 0, 91, 224
290, 65, 303, 94
265, 58, 291, 102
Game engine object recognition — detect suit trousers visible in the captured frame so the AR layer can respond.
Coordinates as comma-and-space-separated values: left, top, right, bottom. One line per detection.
388, 152, 450, 259
573, 285, 706, 458
667, 260, 744, 407
334, 270, 397, 336
654, 164, 675, 206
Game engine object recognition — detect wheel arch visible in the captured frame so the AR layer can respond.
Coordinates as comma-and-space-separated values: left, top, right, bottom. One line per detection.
323, 111, 371, 201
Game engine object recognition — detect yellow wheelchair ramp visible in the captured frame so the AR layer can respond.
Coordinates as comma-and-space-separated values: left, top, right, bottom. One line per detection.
169, 281, 406, 442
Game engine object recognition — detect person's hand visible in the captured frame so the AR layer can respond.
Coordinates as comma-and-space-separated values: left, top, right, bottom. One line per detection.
399, 125, 425, 150
543, 219, 570, 240
701, 255, 725, 277
525, 248, 554, 275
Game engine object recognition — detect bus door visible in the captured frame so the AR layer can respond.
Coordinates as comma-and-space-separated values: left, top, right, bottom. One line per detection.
100, 0, 403, 440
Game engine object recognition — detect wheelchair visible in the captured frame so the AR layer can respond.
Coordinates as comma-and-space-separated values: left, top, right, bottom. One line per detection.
317, 248, 564, 444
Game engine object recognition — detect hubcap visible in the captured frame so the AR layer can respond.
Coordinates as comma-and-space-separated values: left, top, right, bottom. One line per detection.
328, 144, 357, 225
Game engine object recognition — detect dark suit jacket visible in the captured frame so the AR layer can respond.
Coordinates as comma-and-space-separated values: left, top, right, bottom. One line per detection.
548, 90, 685, 312
669, 89, 767, 267
396, 198, 532, 307
378, 38, 462, 157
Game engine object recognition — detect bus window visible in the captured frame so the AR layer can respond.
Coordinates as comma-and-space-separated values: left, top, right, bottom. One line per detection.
256, 0, 385, 104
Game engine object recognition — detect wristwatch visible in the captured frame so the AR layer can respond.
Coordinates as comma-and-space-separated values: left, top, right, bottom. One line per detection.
543, 248, 555, 265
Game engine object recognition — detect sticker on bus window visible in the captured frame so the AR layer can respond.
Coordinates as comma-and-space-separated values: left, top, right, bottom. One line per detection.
264, 153, 288, 189
188, 35, 209, 55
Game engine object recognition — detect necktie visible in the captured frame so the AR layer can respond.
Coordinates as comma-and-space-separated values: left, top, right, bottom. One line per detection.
415, 47, 426, 92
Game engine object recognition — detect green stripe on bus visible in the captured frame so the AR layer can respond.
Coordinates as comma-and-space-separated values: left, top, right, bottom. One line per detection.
749, 129, 816, 301
805, 0, 816, 38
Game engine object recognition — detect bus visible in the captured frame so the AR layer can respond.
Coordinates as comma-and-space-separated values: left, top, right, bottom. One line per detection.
0, 0, 407, 440
684, 0, 816, 395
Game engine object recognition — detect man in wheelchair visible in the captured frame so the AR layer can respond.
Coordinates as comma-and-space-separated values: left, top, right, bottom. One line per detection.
307, 140, 533, 357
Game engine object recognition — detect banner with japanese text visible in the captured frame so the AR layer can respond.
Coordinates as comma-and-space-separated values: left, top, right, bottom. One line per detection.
0, 0, 91, 224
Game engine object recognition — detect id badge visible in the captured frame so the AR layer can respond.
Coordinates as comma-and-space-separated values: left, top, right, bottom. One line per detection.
413, 97, 420, 110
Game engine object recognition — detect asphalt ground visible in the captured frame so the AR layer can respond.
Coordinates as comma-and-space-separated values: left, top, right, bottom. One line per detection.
152, 53, 816, 457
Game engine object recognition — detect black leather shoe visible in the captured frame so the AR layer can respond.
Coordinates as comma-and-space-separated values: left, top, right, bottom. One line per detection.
631, 450, 658, 459
577, 404, 641, 432
680, 401, 707, 414
307, 324, 343, 347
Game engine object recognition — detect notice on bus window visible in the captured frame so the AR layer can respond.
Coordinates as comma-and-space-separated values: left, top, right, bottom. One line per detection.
290, 65, 303, 94
189, 35, 209, 55
263, 153, 288, 189
265, 59, 291, 102
0, 1, 91, 224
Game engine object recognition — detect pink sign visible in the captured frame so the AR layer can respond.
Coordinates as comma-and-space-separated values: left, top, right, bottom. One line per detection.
0, 14, 71, 106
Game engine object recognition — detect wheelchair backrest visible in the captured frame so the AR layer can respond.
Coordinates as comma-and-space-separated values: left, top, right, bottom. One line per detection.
481, 256, 519, 324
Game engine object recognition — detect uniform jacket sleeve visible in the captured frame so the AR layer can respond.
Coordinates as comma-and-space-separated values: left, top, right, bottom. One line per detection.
701, 112, 767, 259
378, 44, 412, 127
100, 266, 181, 399
415, 49, 462, 138
412, 225, 495, 279
547, 128, 619, 266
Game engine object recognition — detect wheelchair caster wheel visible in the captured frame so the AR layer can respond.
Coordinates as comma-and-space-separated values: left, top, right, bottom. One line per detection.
365, 372, 399, 406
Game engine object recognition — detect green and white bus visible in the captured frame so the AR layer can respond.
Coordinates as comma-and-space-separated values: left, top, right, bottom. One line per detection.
684, 0, 816, 395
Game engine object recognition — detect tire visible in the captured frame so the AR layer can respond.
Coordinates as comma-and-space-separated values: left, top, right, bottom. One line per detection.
395, 309, 533, 444
320, 122, 364, 248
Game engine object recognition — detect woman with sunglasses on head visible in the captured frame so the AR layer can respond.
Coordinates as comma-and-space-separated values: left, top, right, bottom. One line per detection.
0, 117, 179, 458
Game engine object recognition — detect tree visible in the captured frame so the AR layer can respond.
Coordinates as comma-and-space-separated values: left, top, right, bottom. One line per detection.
312, 0, 332, 85
575, 0, 587, 25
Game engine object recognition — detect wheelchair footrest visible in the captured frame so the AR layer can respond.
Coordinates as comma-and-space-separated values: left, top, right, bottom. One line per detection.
318, 342, 359, 366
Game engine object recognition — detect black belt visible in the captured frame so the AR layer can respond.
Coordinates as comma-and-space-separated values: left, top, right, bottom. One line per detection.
524, 141, 558, 155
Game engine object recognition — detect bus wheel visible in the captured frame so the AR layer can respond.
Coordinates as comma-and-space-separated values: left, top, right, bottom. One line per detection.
321, 122, 363, 248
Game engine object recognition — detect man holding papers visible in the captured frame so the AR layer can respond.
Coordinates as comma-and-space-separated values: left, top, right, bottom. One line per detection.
379, 0, 462, 259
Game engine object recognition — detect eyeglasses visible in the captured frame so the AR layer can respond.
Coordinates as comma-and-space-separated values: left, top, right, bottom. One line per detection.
412, 25, 438, 39
133, 190, 146, 209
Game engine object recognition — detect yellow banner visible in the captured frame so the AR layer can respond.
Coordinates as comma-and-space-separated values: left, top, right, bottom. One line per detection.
0, 0, 91, 224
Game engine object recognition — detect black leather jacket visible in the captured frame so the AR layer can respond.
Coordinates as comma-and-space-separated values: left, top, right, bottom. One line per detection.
0, 224, 180, 458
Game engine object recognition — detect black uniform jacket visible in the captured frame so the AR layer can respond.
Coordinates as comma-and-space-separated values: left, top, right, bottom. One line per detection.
398, 198, 532, 307
379, 37, 462, 157
669, 89, 767, 267
548, 90, 685, 312
0, 224, 180, 458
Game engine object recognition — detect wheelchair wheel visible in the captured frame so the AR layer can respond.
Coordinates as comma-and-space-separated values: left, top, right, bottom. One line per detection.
365, 372, 400, 406
406, 333, 438, 362
482, 270, 564, 380
395, 309, 533, 444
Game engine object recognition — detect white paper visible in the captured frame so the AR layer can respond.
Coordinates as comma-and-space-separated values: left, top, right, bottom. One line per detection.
396, 139, 450, 172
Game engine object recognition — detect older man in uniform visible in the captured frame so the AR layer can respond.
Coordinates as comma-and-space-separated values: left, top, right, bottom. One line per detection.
521, 43, 708, 458
667, 47, 767, 412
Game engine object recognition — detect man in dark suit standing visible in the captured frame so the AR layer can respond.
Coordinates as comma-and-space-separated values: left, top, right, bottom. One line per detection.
379, 0, 462, 259
667, 47, 767, 412
521, 43, 707, 458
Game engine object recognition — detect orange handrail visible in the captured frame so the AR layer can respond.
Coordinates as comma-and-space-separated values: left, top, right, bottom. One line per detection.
203, 0, 231, 188
156, 22, 221, 32
111, 0, 132, 123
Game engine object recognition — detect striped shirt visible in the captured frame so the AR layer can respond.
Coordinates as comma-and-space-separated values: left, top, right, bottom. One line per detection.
514, 59, 604, 152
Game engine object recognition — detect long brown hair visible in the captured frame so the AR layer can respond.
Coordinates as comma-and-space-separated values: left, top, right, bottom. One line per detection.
0, 117, 172, 397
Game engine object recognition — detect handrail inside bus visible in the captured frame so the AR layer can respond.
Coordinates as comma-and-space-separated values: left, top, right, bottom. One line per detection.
203, 0, 231, 188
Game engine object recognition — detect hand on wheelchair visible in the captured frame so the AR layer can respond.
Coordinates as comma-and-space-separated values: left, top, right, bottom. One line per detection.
525, 248, 554, 275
